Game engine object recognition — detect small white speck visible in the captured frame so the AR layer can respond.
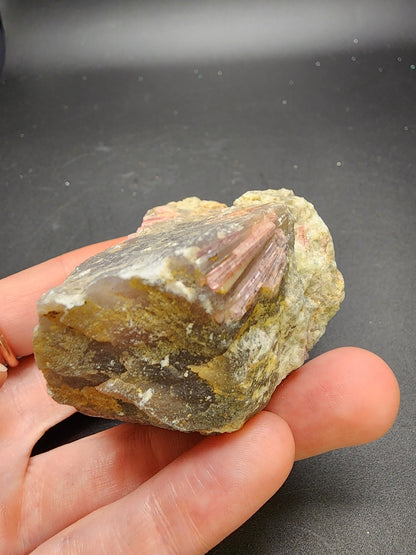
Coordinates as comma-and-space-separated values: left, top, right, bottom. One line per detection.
397, 56, 402, 62
293, 164, 299, 170
217, 69, 223, 76
351, 56, 357, 62
282, 99, 287, 105
314, 60, 321, 67
96, 144, 111, 152
378, 66, 384, 73
138, 75, 144, 82
353, 38, 359, 45
184, 370, 189, 378
288, 79, 295, 86
193, 68, 199, 75
336, 161, 342, 167
64, 180, 71, 186
140, 388, 154, 405
403, 125, 409, 131
410, 64, 416, 70
160, 355, 170, 368
82, 75, 87, 81
19, 132, 25, 138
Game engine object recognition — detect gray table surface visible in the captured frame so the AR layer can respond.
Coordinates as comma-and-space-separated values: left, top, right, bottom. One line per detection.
1, 2, 415, 553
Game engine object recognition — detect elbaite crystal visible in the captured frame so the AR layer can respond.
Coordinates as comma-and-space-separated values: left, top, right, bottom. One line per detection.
33, 189, 344, 433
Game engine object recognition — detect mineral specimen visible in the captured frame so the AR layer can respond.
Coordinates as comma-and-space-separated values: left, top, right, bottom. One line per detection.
33, 189, 344, 434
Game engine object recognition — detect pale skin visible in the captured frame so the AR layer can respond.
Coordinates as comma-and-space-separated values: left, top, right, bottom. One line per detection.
0, 238, 400, 554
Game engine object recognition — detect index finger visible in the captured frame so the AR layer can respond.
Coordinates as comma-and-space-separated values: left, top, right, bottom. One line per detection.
0, 237, 127, 358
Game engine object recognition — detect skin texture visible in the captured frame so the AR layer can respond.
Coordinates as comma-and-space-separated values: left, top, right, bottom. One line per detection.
0, 239, 400, 554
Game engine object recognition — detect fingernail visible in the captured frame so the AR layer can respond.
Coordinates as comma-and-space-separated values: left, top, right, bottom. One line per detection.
0, 363, 7, 372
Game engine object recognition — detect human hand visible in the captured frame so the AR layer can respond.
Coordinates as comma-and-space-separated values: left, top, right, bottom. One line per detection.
0, 239, 400, 554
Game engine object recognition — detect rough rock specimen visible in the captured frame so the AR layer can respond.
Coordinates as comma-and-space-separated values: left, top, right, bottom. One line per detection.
34, 189, 344, 433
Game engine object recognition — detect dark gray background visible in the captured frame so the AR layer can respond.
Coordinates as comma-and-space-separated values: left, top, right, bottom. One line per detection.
1, 1, 415, 553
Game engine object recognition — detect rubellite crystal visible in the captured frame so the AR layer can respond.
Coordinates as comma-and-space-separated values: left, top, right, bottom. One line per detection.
33, 189, 344, 433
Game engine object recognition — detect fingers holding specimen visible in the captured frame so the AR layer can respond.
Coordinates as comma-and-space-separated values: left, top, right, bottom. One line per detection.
267, 347, 400, 460
23, 424, 201, 550
0, 357, 75, 449
32, 412, 295, 555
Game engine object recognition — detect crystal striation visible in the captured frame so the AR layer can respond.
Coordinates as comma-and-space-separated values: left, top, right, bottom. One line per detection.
33, 189, 344, 433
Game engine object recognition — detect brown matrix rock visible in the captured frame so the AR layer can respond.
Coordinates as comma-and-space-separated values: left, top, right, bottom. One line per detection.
34, 189, 344, 433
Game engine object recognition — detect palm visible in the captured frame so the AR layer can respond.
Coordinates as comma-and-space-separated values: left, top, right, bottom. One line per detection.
0, 239, 399, 554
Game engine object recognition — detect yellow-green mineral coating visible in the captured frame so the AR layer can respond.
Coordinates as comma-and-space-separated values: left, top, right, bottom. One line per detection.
33, 189, 344, 434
